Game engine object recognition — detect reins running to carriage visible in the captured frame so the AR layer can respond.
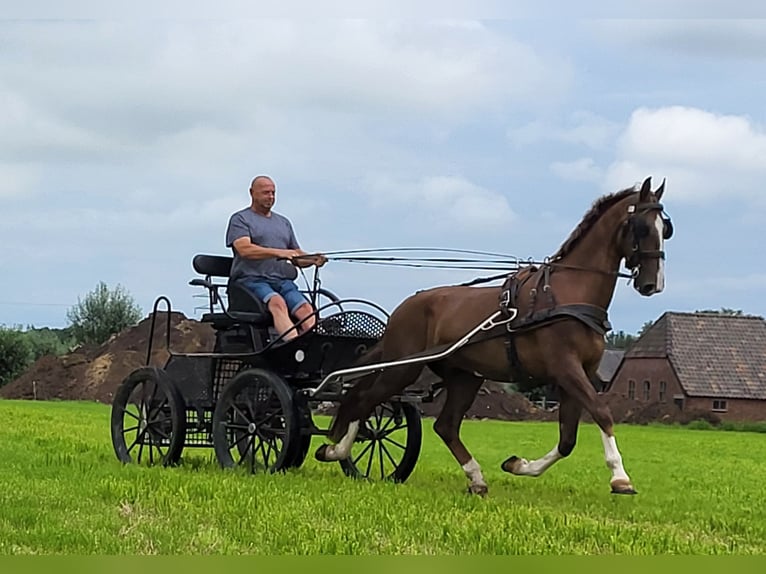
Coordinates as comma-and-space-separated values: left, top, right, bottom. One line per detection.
292, 246, 636, 293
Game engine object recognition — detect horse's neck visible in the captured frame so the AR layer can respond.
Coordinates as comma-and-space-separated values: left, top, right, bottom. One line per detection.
554, 198, 629, 309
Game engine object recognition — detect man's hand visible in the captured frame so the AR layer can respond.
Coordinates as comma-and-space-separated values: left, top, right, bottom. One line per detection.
313, 254, 328, 267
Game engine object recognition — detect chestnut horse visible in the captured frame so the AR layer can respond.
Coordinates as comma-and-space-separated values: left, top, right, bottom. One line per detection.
316, 177, 673, 495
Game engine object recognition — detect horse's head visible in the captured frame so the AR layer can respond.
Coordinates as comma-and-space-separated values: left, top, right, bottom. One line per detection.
620, 176, 673, 296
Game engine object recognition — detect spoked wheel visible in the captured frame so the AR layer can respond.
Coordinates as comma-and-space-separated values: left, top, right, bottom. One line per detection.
212, 368, 298, 473
339, 400, 422, 483
110, 367, 186, 466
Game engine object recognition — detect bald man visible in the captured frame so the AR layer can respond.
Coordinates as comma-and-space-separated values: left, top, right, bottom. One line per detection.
226, 175, 327, 341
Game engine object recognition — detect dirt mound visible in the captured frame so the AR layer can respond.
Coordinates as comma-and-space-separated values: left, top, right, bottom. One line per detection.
419, 381, 557, 422
0, 312, 215, 404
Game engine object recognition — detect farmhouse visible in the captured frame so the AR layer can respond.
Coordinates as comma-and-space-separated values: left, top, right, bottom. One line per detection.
607, 312, 766, 421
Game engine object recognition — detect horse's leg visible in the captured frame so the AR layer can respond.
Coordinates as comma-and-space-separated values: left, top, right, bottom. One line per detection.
431, 370, 487, 495
315, 363, 423, 462
539, 360, 637, 494
501, 387, 581, 477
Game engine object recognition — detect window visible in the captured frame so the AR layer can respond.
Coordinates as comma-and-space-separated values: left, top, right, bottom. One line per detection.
659, 381, 667, 402
643, 380, 651, 401
712, 399, 728, 412
628, 379, 635, 399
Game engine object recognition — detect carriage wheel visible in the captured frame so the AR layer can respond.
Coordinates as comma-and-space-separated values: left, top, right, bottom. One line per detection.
339, 400, 422, 483
110, 367, 186, 466
212, 368, 298, 473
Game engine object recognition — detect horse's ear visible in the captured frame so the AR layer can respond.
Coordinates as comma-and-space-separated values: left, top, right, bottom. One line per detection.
639, 176, 652, 200
655, 178, 666, 200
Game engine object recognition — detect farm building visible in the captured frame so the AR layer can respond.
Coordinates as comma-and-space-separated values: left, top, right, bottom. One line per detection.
606, 312, 766, 422
594, 348, 625, 392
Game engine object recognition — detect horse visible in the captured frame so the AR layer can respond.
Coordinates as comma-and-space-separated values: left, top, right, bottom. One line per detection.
315, 176, 673, 496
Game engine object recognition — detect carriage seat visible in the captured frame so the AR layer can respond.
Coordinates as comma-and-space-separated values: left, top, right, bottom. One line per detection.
190, 254, 273, 328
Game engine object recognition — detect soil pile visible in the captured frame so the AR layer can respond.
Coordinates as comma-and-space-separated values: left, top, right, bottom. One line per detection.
418, 380, 557, 422
0, 312, 215, 404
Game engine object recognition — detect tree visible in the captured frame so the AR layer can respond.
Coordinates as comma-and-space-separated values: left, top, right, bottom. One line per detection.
24, 327, 75, 360
0, 326, 32, 388
695, 307, 745, 316
637, 320, 654, 337
66, 282, 142, 346
605, 330, 637, 350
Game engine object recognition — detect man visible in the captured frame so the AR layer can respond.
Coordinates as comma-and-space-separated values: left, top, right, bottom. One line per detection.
226, 175, 327, 341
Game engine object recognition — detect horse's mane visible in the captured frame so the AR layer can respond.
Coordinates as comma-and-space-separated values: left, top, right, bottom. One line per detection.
551, 187, 637, 260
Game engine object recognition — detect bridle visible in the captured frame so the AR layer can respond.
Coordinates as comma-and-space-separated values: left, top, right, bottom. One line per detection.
623, 201, 674, 271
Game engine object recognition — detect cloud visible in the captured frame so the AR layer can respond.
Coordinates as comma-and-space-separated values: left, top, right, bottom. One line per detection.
550, 158, 603, 183
508, 111, 620, 150
588, 19, 766, 61
0, 162, 41, 199
604, 106, 766, 203
363, 174, 516, 232
0, 20, 569, 158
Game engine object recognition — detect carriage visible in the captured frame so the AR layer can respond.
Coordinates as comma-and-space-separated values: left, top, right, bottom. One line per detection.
109, 253, 427, 482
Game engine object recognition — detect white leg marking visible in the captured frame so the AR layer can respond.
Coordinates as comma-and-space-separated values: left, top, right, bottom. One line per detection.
325, 421, 360, 461
462, 457, 487, 489
510, 446, 563, 477
600, 430, 631, 483
654, 216, 665, 293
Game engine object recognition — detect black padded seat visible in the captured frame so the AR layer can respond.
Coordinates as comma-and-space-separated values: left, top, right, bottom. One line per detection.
201, 310, 271, 329
191, 253, 274, 328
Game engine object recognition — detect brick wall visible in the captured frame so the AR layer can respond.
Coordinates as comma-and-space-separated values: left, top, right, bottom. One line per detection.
685, 396, 766, 422
609, 358, 683, 403
610, 357, 766, 421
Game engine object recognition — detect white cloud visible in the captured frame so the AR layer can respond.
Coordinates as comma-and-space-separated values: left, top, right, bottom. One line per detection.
604, 106, 766, 203
588, 19, 766, 61
363, 174, 516, 232
508, 111, 620, 150
550, 158, 603, 183
0, 20, 569, 155
0, 162, 40, 199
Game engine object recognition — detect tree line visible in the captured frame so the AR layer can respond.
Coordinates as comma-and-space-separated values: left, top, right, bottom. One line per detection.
0, 282, 142, 388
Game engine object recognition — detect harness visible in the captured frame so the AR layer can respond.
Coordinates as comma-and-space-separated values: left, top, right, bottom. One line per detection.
497, 264, 612, 383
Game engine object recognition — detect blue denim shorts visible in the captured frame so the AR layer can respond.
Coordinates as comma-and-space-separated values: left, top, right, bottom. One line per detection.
242, 279, 309, 315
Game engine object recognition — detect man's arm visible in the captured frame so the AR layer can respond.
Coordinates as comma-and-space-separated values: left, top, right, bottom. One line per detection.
231, 237, 301, 261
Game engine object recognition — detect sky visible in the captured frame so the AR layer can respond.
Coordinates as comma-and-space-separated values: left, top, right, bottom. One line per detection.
1, 12, 765, 336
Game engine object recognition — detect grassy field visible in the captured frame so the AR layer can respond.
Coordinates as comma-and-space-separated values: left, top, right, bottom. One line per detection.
1, 399, 765, 555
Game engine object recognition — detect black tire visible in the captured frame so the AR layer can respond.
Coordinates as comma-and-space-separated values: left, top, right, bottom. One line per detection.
212, 368, 297, 473
339, 400, 422, 483
110, 367, 186, 466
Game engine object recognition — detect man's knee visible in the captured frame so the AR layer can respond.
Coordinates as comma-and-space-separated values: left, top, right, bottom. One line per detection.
266, 295, 289, 314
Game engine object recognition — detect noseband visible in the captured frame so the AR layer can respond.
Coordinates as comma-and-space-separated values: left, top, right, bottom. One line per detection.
624, 202, 673, 270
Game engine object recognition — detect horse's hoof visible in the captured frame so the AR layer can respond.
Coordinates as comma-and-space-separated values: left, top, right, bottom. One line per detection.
500, 456, 518, 473
467, 484, 488, 497
501, 456, 526, 474
314, 444, 329, 462
610, 479, 638, 495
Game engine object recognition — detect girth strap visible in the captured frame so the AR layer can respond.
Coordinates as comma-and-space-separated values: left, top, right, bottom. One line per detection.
510, 303, 612, 337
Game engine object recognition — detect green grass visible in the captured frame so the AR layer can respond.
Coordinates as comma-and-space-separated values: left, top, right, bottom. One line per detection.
1, 399, 765, 555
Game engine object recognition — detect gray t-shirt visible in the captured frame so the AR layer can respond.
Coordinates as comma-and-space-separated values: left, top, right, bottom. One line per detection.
226, 208, 300, 282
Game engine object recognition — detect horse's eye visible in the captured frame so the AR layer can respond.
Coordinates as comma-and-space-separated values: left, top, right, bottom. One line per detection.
633, 221, 650, 239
